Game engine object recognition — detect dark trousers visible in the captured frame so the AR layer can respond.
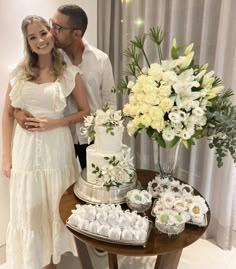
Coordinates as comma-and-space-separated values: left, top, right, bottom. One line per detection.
74, 143, 89, 170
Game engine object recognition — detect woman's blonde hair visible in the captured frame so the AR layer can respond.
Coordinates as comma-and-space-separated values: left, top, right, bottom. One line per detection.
19, 15, 66, 80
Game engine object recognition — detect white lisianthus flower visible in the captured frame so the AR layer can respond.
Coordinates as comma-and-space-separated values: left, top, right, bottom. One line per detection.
195, 116, 207, 126
159, 98, 174, 112
162, 127, 175, 141
181, 129, 193, 140
192, 107, 205, 117
169, 111, 182, 123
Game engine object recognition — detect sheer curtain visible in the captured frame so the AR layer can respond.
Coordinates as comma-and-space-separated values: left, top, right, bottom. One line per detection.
97, 0, 236, 250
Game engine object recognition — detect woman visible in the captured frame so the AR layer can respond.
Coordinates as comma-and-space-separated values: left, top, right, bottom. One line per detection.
1, 15, 90, 269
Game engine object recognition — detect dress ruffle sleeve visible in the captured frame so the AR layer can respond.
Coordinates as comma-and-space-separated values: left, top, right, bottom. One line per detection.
54, 65, 82, 112
8, 65, 26, 109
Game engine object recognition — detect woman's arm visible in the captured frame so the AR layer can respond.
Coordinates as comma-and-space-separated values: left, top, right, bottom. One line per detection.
2, 83, 15, 178
25, 73, 90, 131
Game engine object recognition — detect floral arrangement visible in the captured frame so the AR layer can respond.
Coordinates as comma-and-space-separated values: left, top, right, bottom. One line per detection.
91, 152, 135, 190
80, 104, 123, 143
116, 27, 236, 167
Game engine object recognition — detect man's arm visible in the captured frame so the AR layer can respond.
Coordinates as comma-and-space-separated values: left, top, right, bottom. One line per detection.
14, 108, 34, 129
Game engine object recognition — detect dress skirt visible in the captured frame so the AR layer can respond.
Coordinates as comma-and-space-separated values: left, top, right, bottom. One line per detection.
6, 124, 78, 269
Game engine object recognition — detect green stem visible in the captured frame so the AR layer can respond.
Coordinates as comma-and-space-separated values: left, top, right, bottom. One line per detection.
141, 48, 150, 67
157, 45, 163, 63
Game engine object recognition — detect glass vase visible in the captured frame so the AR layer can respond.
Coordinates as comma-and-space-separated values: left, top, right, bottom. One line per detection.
157, 141, 181, 178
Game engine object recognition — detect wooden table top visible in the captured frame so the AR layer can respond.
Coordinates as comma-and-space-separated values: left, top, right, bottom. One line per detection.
59, 169, 210, 256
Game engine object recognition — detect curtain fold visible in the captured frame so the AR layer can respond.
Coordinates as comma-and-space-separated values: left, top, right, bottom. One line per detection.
97, 0, 236, 249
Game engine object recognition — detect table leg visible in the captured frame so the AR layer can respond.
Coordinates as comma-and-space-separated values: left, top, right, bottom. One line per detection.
108, 253, 118, 269
75, 238, 94, 269
154, 249, 183, 269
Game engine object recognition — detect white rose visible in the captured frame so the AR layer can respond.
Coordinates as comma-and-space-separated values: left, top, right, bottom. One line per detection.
136, 93, 146, 103
128, 95, 137, 105
139, 103, 151, 114
151, 119, 165, 132
149, 106, 164, 121
140, 114, 152, 127
123, 104, 131, 116
158, 85, 172, 97
159, 98, 174, 112
144, 91, 160, 105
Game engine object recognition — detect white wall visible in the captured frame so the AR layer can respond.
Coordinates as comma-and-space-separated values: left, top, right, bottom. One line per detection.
0, 0, 97, 246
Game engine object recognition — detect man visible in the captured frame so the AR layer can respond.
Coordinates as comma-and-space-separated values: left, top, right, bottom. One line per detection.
15, 4, 116, 170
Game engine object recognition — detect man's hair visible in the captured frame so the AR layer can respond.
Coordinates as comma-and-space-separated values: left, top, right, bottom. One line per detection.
58, 5, 88, 36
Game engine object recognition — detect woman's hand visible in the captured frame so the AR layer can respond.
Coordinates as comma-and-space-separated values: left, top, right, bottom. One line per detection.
2, 156, 12, 178
24, 117, 59, 132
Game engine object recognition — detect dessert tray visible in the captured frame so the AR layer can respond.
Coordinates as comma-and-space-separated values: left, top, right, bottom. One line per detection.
73, 169, 137, 204
66, 203, 153, 247
151, 199, 208, 227
66, 219, 152, 247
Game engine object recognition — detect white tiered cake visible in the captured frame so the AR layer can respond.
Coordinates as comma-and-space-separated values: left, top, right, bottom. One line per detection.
73, 108, 137, 204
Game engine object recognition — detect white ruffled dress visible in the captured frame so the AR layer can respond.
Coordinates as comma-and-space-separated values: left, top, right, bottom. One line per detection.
6, 65, 80, 269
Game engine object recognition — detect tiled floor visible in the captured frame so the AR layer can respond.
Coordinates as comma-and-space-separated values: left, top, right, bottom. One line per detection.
0, 239, 236, 269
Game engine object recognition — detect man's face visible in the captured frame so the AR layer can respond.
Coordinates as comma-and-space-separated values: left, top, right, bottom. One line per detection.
50, 11, 75, 49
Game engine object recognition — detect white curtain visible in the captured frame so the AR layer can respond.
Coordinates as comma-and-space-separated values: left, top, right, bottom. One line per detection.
97, 0, 236, 250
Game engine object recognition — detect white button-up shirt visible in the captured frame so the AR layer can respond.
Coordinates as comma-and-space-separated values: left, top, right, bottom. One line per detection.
64, 39, 117, 144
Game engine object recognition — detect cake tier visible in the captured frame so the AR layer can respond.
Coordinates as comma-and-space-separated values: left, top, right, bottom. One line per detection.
87, 144, 132, 185
94, 125, 124, 153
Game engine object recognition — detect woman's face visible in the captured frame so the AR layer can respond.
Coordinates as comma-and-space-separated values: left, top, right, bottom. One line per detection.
26, 21, 54, 55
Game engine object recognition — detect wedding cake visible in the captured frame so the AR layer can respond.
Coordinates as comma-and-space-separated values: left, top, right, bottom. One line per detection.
73, 106, 137, 204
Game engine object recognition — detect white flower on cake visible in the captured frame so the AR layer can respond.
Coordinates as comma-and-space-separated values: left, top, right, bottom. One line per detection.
91, 152, 135, 190
80, 104, 123, 144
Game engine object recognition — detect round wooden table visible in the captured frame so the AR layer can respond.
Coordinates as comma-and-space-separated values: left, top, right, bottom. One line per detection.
59, 169, 210, 269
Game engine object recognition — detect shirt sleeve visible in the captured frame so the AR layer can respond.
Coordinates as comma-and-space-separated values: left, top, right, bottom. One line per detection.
100, 55, 117, 110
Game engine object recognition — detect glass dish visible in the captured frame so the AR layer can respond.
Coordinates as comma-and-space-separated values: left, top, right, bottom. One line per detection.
155, 219, 185, 235
126, 198, 152, 213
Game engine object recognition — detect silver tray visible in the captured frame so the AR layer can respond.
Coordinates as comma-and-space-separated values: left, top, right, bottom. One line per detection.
73, 169, 137, 204
151, 199, 208, 227
66, 219, 152, 247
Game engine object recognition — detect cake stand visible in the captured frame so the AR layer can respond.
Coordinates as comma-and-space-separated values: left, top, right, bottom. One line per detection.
73, 169, 137, 204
